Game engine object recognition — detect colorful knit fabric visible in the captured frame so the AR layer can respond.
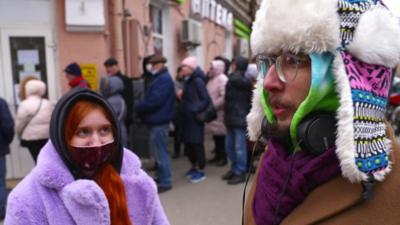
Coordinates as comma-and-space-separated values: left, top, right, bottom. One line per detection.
340, 50, 392, 176
337, 0, 376, 47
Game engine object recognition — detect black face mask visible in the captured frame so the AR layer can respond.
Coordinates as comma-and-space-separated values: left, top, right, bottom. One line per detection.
69, 141, 114, 174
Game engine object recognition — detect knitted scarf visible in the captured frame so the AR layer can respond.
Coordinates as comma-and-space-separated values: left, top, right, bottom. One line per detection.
252, 140, 341, 225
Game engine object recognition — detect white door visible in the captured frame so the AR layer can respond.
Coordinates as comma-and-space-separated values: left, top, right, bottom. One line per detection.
0, 28, 57, 179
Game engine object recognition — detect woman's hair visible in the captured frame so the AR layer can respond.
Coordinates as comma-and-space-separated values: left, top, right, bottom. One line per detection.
19, 76, 38, 100
64, 100, 132, 225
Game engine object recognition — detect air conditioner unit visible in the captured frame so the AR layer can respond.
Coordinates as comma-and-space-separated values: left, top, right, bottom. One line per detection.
181, 20, 201, 48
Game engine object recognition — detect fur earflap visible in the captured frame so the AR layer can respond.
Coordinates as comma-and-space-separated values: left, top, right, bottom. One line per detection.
251, 0, 340, 55
332, 53, 367, 183
347, 5, 400, 68
247, 78, 265, 141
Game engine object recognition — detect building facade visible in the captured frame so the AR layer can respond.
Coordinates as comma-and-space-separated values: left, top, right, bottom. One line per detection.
0, 0, 254, 179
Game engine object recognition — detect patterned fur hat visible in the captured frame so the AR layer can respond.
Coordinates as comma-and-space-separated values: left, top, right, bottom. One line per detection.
247, 0, 400, 183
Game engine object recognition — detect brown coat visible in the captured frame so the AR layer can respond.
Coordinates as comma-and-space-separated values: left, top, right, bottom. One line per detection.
245, 127, 400, 225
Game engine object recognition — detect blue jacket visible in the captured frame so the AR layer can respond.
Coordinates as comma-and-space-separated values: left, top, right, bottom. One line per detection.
0, 98, 14, 156
136, 68, 176, 126
181, 67, 210, 144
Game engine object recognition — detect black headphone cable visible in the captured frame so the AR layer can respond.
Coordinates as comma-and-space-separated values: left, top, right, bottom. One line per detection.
272, 139, 303, 225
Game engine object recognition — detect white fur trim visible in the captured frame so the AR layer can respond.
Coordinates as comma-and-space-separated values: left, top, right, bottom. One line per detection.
247, 78, 265, 141
333, 54, 367, 183
251, 0, 340, 55
347, 5, 400, 68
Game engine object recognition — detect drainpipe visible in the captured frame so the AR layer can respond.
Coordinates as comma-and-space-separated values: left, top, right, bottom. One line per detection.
108, 0, 125, 71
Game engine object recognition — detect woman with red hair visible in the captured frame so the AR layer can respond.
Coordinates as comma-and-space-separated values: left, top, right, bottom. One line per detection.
5, 88, 170, 225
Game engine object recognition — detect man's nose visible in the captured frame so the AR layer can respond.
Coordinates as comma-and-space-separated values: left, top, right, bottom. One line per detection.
264, 65, 284, 92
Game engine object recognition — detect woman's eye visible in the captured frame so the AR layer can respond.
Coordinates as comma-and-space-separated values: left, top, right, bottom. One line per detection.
76, 128, 90, 137
99, 126, 112, 136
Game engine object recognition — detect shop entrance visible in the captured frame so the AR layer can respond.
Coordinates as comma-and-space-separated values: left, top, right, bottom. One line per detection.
0, 28, 57, 178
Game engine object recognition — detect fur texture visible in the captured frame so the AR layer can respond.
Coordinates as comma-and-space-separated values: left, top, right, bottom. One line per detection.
347, 5, 400, 68
247, 78, 265, 141
251, 0, 340, 55
4, 141, 170, 225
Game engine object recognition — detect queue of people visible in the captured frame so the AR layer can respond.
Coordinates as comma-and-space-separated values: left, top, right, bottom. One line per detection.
1, 0, 400, 222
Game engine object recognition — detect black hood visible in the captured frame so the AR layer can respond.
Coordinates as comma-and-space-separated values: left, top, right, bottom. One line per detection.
50, 88, 123, 179
234, 56, 249, 72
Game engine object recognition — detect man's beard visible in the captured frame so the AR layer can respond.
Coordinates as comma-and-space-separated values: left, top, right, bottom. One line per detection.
265, 122, 293, 150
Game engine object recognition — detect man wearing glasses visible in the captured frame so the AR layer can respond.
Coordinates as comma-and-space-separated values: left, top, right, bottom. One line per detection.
244, 0, 400, 224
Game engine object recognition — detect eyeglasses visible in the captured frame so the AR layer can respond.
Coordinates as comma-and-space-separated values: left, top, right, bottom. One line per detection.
256, 53, 311, 83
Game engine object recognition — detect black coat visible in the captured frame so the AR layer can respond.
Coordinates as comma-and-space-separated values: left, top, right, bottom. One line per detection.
224, 70, 253, 128
181, 67, 210, 144
0, 98, 15, 156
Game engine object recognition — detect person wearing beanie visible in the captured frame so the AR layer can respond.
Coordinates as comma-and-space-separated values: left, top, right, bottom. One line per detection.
103, 57, 134, 131
245, 0, 400, 224
181, 56, 206, 80
222, 56, 253, 185
179, 56, 210, 183
64, 62, 90, 90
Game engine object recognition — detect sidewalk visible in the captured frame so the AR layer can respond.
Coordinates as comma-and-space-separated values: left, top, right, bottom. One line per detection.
157, 154, 247, 225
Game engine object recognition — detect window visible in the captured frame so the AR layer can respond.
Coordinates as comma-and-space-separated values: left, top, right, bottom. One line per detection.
150, 5, 163, 55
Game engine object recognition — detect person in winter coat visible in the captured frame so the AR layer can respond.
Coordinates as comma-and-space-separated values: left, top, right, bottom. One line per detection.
0, 97, 14, 219
172, 65, 185, 159
180, 56, 210, 183
100, 76, 128, 146
206, 60, 228, 166
104, 58, 134, 130
5, 88, 170, 225
136, 55, 175, 193
223, 56, 253, 185
15, 79, 53, 162
64, 62, 90, 89
244, 1, 400, 224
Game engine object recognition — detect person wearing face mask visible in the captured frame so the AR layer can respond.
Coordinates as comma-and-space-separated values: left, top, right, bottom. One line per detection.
142, 54, 155, 91
136, 54, 176, 193
5, 88, 170, 225
179, 56, 210, 183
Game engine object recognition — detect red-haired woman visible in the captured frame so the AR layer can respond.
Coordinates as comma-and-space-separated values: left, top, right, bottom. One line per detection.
5, 88, 170, 225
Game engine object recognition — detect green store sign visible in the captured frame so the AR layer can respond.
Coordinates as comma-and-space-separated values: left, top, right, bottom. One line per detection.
234, 19, 251, 40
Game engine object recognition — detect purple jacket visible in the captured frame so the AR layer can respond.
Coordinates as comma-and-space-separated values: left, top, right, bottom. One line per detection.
5, 141, 170, 225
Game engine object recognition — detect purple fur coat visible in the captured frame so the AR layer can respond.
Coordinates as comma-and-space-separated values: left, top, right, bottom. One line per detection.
4, 141, 170, 225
